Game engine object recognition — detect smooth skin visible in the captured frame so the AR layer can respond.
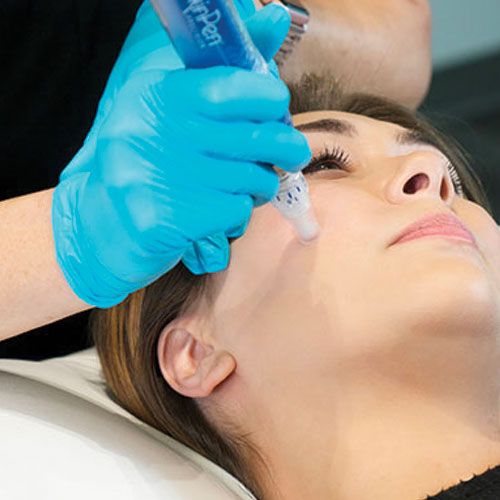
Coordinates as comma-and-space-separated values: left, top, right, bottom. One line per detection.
158, 111, 500, 500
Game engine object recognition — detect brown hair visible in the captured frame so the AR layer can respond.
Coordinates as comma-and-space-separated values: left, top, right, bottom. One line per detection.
91, 72, 492, 500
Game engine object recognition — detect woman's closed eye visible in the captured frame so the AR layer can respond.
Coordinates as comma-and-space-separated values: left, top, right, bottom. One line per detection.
302, 146, 352, 176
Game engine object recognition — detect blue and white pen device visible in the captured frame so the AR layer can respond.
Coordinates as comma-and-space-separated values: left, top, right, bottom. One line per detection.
149, 0, 320, 243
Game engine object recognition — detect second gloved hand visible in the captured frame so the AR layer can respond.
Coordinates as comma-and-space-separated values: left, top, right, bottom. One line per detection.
52, 64, 311, 307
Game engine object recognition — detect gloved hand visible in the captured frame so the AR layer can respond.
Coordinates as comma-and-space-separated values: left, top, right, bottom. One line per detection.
52, 3, 312, 308
60, 1, 290, 275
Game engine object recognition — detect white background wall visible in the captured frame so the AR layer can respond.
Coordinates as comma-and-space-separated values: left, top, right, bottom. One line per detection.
430, 0, 500, 69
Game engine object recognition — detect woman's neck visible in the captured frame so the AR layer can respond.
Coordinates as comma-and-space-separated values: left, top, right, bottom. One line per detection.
247, 332, 500, 500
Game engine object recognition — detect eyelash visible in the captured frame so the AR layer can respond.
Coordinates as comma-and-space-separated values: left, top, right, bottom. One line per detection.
302, 146, 465, 196
302, 146, 352, 175
446, 161, 464, 196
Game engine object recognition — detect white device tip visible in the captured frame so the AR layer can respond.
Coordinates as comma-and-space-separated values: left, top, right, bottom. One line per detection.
290, 211, 321, 244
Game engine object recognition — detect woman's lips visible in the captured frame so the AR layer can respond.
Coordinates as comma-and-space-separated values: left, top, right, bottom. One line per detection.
392, 212, 478, 248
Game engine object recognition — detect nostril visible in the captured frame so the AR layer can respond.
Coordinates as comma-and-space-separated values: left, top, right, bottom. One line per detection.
403, 173, 429, 194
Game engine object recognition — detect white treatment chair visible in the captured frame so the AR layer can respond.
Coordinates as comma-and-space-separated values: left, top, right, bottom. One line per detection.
0, 348, 256, 500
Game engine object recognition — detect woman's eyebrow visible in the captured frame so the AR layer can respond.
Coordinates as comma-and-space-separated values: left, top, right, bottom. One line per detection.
296, 119, 439, 150
295, 118, 357, 136
396, 129, 438, 149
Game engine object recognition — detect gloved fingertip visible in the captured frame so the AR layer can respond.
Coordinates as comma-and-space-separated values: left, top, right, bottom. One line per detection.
253, 195, 269, 208
182, 235, 230, 274
204, 257, 229, 274
183, 260, 205, 275
183, 252, 211, 275
246, 4, 291, 63
203, 241, 230, 273
295, 150, 313, 171
226, 220, 250, 238
283, 137, 312, 173
253, 182, 279, 207
265, 3, 292, 26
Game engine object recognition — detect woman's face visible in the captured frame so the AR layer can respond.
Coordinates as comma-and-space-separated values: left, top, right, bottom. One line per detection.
209, 110, 500, 393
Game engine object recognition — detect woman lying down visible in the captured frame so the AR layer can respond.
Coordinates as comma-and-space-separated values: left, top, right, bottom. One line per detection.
91, 74, 500, 500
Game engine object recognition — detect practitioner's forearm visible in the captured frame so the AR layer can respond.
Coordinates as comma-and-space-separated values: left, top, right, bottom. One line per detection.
0, 189, 92, 341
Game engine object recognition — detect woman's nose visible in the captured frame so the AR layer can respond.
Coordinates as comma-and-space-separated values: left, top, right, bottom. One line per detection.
385, 151, 456, 205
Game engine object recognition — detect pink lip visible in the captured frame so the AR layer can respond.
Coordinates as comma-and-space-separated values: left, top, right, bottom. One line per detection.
392, 212, 478, 248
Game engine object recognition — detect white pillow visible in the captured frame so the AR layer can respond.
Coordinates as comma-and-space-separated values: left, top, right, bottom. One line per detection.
0, 348, 256, 500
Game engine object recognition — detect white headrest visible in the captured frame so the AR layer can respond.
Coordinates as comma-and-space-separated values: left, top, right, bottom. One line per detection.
0, 348, 256, 500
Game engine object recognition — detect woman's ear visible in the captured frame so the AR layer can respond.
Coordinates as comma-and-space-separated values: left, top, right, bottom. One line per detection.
157, 323, 236, 398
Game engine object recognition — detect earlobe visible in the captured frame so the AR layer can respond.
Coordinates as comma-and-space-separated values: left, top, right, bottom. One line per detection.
157, 326, 236, 398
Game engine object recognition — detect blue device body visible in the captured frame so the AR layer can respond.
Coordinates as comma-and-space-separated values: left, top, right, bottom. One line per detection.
149, 0, 264, 69
149, 0, 293, 126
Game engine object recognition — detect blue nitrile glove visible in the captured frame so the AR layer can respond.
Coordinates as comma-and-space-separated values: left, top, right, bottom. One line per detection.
52, 5, 311, 308
58, 1, 292, 279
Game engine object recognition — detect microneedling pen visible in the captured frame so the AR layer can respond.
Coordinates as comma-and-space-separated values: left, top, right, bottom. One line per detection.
149, 0, 320, 243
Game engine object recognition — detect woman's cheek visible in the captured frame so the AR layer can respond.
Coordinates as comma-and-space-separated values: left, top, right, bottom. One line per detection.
308, 181, 363, 233
245, 203, 297, 248
460, 200, 500, 284
232, 180, 364, 265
